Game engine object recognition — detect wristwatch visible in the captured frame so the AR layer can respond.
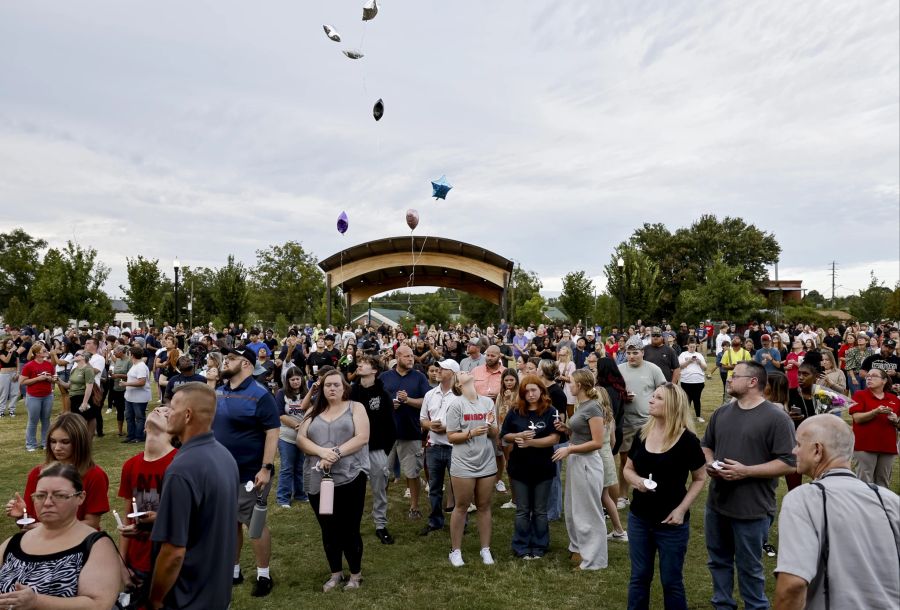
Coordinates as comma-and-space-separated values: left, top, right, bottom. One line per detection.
262, 463, 275, 473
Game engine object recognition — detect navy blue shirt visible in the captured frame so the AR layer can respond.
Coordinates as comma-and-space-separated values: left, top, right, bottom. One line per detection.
501, 407, 564, 484
379, 368, 431, 440
151, 432, 238, 610
212, 376, 280, 481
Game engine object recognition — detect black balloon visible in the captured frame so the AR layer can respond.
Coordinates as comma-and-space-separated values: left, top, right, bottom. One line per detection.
373, 98, 384, 121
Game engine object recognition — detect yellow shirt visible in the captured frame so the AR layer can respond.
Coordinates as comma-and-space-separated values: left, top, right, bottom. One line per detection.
721, 348, 752, 378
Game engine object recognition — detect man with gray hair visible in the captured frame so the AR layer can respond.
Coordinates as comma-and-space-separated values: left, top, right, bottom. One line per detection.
459, 338, 485, 373
774, 415, 900, 609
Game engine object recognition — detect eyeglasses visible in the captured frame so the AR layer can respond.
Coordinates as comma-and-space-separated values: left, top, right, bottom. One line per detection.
31, 491, 83, 504
731, 375, 756, 379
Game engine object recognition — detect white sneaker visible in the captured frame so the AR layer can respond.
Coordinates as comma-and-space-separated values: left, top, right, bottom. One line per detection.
106, 408, 112, 414
279, 504, 291, 509
501, 501, 516, 509
608, 530, 629, 542
403, 488, 411, 498
479, 548, 495, 565
467, 503, 477, 513
616, 497, 629, 509
424, 482, 430, 492
697, 417, 705, 423
448, 549, 465, 567
495, 480, 507, 493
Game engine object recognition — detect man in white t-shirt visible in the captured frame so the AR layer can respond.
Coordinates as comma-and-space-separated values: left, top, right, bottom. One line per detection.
419, 359, 459, 536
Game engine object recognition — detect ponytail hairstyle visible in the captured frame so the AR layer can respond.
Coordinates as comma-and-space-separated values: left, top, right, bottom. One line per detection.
571, 369, 599, 404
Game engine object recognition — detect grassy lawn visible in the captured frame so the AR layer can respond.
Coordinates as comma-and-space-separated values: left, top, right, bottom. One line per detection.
0, 371, 896, 609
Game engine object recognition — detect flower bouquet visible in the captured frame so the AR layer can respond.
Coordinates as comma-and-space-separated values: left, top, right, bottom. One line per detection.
812, 384, 856, 415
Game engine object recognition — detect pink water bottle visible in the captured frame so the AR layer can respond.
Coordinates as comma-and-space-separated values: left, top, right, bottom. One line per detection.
319, 473, 334, 515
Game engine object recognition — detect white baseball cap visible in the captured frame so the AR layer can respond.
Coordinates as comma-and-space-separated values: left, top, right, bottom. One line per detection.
437, 359, 460, 373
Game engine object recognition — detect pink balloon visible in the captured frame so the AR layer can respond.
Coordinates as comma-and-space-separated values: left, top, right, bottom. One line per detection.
406, 209, 419, 231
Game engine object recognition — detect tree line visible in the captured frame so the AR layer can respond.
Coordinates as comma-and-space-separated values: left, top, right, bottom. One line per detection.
1, 216, 897, 332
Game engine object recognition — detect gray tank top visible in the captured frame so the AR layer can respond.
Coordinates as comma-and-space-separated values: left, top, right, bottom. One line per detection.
302, 403, 370, 494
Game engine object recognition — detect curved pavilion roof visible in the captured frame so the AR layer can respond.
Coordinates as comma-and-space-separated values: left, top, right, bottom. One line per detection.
319, 236, 514, 307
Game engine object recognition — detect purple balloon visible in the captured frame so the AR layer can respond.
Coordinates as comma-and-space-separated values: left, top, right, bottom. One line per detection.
337, 211, 349, 234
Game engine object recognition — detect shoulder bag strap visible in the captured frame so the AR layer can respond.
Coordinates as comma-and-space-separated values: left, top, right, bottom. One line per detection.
810, 481, 831, 610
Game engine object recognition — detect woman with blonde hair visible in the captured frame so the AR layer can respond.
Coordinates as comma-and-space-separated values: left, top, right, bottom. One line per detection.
552, 369, 608, 570
623, 382, 707, 609
595, 385, 627, 542
556, 347, 577, 411
445, 371, 498, 567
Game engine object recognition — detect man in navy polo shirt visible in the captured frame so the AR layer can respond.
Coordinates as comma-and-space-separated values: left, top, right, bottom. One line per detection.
212, 347, 280, 597
150, 383, 238, 610
380, 345, 431, 519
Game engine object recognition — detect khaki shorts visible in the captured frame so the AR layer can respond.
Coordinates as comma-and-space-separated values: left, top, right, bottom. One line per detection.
396, 440, 424, 478
237, 478, 273, 525
619, 427, 639, 455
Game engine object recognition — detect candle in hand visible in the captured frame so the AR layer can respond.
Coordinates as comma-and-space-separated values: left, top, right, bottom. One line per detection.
132, 497, 138, 516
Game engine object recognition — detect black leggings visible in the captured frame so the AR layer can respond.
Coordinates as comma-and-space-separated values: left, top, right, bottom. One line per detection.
109, 390, 126, 422
309, 474, 368, 574
680, 382, 705, 417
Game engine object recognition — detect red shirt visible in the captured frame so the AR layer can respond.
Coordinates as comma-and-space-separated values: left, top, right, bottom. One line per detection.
785, 352, 804, 389
117, 449, 178, 572
850, 390, 900, 454
837, 343, 852, 369
24, 464, 110, 526
20, 360, 54, 397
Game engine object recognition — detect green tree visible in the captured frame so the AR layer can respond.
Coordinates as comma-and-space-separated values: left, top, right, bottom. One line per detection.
412, 292, 452, 326
849, 272, 891, 322
459, 292, 498, 327
603, 245, 664, 323
120, 256, 164, 325
886, 284, 900, 321
591, 293, 620, 329
508, 265, 542, 325
212, 255, 250, 326
0, 228, 47, 318
250, 241, 325, 324
3, 296, 31, 327
517, 294, 547, 327
803, 289, 826, 308
558, 271, 594, 324
622, 215, 780, 317
676, 256, 766, 322
30, 242, 112, 325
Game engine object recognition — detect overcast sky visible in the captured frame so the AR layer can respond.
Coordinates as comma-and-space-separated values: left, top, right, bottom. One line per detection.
1, 1, 897, 301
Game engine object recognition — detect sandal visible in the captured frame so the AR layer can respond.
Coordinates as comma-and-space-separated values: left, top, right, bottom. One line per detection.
322, 573, 344, 592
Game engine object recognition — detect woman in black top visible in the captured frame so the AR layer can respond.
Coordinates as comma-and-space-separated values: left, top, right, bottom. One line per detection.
623, 382, 706, 610
500, 375, 562, 559
539, 359, 567, 522
0, 338, 20, 417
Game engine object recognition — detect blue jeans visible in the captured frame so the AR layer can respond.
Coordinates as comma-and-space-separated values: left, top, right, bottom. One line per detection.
276, 439, 307, 505
704, 508, 770, 610
124, 401, 147, 441
426, 444, 453, 529
628, 511, 690, 610
25, 395, 53, 450
510, 477, 552, 557
547, 441, 567, 520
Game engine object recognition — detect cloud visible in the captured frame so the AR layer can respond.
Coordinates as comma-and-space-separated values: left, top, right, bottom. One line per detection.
0, 0, 897, 301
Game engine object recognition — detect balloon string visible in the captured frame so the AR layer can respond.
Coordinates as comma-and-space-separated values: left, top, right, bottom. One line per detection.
405, 234, 429, 317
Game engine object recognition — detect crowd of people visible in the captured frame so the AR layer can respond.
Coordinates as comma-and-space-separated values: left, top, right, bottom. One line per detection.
0, 316, 898, 609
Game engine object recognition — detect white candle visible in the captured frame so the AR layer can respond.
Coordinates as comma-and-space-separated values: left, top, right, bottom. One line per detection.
23, 509, 28, 521
113, 510, 124, 528
132, 497, 138, 515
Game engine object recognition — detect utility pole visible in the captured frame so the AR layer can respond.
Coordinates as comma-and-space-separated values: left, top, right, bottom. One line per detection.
830, 261, 837, 308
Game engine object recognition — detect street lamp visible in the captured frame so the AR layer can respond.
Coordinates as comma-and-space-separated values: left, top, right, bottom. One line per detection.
367, 297, 373, 328
173, 258, 181, 328
617, 257, 625, 332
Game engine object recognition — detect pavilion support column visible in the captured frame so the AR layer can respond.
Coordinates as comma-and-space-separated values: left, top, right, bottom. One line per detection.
326, 274, 332, 327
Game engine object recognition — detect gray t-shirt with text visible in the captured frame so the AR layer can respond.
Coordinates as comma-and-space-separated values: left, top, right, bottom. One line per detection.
446, 395, 498, 479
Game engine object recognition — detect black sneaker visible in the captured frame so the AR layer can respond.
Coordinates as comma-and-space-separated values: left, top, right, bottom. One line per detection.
251, 575, 273, 597
419, 524, 441, 536
375, 528, 395, 544
763, 543, 776, 557
233, 571, 244, 586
